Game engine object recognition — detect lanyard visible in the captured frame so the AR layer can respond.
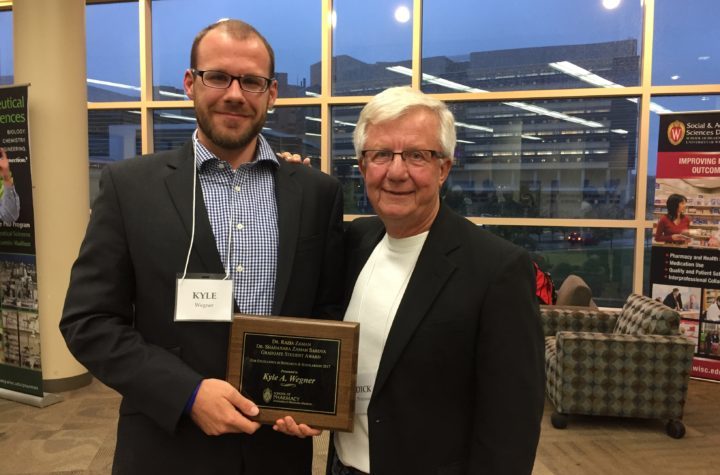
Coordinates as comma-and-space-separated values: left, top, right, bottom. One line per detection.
181, 133, 232, 282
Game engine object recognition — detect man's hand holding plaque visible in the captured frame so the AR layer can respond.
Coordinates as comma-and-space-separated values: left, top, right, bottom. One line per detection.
273, 415, 322, 438
190, 378, 262, 436
226, 314, 359, 432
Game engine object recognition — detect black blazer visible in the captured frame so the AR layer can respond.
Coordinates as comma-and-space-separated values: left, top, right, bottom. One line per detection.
341, 205, 545, 475
60, 142, 344, 475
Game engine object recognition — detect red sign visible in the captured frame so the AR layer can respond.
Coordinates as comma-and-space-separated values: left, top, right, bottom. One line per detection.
656, 152, 720, 178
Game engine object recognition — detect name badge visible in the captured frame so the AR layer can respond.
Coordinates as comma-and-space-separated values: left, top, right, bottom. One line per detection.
355, 372, 376, 415
175, 273, 234, 322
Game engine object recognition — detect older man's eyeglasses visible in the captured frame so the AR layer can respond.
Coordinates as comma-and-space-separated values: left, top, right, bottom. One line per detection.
191, 69, 274, 93
361, 150, 444, 167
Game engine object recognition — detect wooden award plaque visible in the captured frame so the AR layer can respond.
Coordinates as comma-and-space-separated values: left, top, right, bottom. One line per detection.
226, 314, 359, 432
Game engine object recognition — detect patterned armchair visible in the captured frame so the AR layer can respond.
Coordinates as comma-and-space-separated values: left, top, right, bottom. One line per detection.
542, 294, 695, 438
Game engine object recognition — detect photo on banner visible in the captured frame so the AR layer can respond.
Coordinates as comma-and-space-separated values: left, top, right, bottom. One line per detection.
650, 111, 720, 382
0, 84, 42, 397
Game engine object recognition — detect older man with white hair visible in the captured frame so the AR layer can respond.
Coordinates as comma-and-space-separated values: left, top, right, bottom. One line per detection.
279, 86, 545, 475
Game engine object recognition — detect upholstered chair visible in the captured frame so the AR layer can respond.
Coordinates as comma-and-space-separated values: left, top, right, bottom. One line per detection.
542, 293, 695, 438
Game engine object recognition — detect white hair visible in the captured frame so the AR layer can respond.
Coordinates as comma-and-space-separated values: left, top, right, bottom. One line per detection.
353, 86, 456, 161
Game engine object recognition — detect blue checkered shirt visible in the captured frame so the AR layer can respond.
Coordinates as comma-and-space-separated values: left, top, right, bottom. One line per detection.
193, 131, 279, 315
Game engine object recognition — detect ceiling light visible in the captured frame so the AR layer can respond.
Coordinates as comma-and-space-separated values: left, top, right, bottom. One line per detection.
394, 6, 411, 23
158, 90, 189, 99
386, 66, 486, 93
504, 101, 603, 127
549, 61, 623, 88
551, 61, 674, 114
87, 78, 140, 91
158, 113, 196, 122
455, 121, 493, 133
387, 66, 600, 128
602, 0, 621, 10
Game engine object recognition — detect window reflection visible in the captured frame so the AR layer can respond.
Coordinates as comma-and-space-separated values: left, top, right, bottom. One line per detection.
153, 109, 197, 152
486, 225, 635, 308
153, 107, 322, 168
88, 110, 141, 202
331, 106, 366, 213
152, 0, 320, 100
0, 11, 13, 85
447, 99, 638, 219
332, 98, 639, 219
332, 0, 412, 96
264, 107, 322, 169
653, 0, 720, 86
422, 0, 641, 92
86, 2, 139, 101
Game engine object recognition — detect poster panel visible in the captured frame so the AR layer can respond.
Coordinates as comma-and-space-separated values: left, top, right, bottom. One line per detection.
0, 84, 42, 397
650, 111, 720, 382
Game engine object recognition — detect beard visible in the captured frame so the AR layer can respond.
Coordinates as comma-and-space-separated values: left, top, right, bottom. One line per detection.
195, 105, 267, 151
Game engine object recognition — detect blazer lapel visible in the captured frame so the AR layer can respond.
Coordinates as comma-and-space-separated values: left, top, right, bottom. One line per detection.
273, 161, 302, 314
372, 206, 459, 397
164, 143, 224, 273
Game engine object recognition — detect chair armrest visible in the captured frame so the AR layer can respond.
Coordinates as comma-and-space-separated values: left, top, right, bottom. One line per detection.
540, 305, 620, 336
554, 331, 695, 379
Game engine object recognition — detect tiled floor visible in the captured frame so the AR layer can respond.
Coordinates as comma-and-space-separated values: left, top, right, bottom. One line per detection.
0, 378, 718, 474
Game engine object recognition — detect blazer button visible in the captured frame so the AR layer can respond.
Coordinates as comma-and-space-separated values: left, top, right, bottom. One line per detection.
374, 418, 381, 423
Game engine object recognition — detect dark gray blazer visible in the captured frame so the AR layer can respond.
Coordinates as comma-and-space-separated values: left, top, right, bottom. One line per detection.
61, 142, 344, 475
341, 205, 545, 475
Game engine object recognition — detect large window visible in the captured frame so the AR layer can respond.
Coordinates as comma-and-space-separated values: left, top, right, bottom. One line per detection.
445, 98, 638, 219
422, 0, 642, 93
153, 109, 196, 152
88, 109, 141, 200
152, 0, 320, 100
152, 106, 322, 168
487, 226, 635, 308
332, 0, 413, 96
332, 98, 639, 219
86, 1, 140, 101
652, 0, 719, 86
75, 0, 720, 300
331, 105, 365, 214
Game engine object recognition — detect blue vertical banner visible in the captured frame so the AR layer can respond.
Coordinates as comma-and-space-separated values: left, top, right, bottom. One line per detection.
650, 111, 720, 382
0, 84, 42, 397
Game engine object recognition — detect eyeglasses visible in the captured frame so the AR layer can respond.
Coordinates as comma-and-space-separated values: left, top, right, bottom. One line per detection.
191, 69, 274, 93
361, 149, 444, 167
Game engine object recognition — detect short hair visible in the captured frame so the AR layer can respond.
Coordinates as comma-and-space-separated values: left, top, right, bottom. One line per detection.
190, 19, 275, 77
353, 86, 456, 161
666, 193, 687, 221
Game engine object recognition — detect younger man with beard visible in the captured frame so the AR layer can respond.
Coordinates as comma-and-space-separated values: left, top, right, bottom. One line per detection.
60, 19, 343, 475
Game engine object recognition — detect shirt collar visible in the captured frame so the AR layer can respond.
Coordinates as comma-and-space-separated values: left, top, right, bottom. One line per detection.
192, 130, 279, 170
